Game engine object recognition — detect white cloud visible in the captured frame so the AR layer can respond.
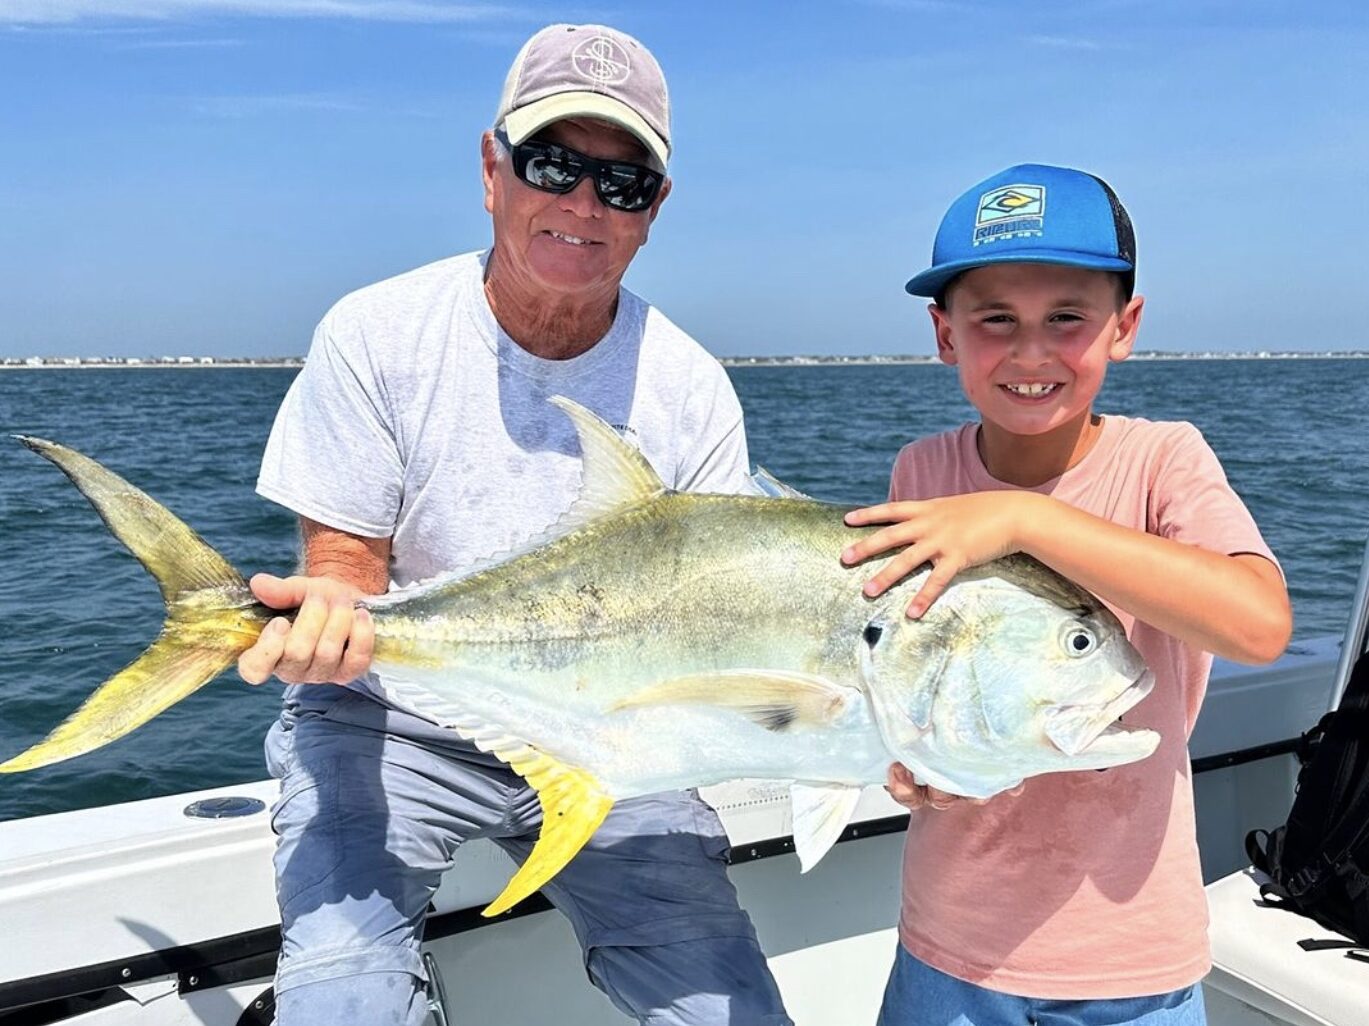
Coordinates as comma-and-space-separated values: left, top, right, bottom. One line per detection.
1028, 34, 1103, 50
853, 0, 971, 11
117, 36, 245, 48
187, 92, 370, 117
1, 0, 514, 25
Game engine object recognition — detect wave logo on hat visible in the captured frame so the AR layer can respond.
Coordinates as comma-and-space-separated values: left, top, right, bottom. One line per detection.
573, 36, 631, 86
974, 184, 1046, 247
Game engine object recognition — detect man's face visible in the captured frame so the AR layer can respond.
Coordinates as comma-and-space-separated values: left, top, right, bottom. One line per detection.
482, 117, 671, 299
931, 263, 1143, 438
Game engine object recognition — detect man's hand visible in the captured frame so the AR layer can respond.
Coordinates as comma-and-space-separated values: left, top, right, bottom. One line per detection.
885, 763, 1022, 811
238, 573, 375, 685
841, 492, 1038, 618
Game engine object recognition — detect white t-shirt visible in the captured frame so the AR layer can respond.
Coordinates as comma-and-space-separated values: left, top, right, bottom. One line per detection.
257, 250, 750, 707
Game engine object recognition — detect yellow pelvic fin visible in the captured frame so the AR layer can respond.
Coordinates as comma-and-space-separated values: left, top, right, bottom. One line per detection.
482, 744, 614, 918
610, 670, 855, 732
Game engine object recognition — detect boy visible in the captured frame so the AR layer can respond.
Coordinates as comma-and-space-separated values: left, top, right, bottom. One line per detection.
840, 165, 1292, 1026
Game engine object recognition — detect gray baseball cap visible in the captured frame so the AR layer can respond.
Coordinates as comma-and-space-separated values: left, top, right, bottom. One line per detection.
494, 24, 671, 170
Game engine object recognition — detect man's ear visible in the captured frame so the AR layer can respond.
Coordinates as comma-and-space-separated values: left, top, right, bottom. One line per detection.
930, 303, 957, 365
641, 176, 672, 244
1109, 295, 1145, 362
481, 132, 499, 215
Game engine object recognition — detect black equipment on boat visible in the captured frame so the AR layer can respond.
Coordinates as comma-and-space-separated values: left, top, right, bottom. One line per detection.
1248, 536, 1369, 949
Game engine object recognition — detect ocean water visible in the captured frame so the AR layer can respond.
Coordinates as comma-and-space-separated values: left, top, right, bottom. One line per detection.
0, 360, 1366, 822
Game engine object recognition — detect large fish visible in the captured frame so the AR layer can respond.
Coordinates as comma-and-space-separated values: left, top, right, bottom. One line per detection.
2, 398, 1159, 916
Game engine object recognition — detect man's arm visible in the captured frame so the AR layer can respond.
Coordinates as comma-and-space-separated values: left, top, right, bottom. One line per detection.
843, 491, 1291, 665
237, 517, 392, 685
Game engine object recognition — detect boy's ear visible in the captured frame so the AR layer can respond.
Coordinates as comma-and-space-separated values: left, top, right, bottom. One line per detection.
1108, 295, 1145, 362
929, 304, 957, 365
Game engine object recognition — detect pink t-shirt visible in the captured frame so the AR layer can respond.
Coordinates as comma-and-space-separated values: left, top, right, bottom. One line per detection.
890, 416, 1277, 999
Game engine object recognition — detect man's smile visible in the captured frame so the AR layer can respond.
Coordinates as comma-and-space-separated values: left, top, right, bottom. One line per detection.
545, 229, 599, 247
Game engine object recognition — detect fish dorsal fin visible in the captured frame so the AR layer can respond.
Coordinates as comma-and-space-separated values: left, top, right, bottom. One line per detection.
790, 782, 862, 872
365, 397, 666, 605
749, 466, 812, 500
610, 670, 856, 732
549, 395, 666, 531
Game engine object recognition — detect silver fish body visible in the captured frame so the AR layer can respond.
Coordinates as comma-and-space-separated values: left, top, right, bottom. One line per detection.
366, 490, 1152, 799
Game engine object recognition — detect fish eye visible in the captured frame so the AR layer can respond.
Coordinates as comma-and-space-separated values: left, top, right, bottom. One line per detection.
1061, 625, 1097, 658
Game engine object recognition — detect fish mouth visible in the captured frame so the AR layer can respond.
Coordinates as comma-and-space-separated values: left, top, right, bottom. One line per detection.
1044, 670, 1157, 757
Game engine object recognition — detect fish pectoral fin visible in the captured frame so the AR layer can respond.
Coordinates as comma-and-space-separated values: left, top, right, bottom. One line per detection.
482, 743, 614, 918
789, 782, 862, 872
610, 670, 855, 732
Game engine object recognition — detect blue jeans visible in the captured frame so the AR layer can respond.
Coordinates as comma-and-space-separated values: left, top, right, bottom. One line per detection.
878, 944, 1206, 1026
266, 689, 791, 1026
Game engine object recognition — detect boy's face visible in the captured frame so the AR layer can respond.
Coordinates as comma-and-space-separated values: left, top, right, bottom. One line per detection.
931, 263, 1144, 439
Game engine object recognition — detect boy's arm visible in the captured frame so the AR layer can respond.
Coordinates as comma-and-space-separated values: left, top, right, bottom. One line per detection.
843, 490, 1291, 665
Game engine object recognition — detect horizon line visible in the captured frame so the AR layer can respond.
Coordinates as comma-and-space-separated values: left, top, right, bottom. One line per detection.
3, 349, 1369, 369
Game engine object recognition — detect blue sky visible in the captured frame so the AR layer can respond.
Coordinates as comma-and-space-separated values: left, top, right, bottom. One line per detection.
2, 1, 1366, 358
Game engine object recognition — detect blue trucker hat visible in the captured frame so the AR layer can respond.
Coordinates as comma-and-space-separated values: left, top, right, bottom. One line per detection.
905, 163, 1136, 298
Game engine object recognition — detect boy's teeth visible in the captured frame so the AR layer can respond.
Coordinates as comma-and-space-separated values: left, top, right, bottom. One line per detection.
550, 231, 589, 245
1006, 383, 1057, 397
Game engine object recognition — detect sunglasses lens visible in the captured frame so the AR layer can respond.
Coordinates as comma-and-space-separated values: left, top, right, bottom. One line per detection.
519, 144, 585, 192
596, 166, 660, 211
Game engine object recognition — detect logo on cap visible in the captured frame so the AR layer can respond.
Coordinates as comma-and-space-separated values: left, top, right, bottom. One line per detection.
974, 185, 1045, 246
572, 36, 631, 85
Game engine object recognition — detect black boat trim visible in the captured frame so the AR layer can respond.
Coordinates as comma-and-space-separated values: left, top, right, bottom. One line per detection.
1191, 737, 1301, 773
0, 742, 1301, 1020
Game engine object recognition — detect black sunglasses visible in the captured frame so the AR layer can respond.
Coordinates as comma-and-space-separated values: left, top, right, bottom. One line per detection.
495, 128, 663, 213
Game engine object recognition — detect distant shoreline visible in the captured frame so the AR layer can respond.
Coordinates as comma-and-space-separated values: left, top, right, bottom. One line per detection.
0, 360, 305, 370
3, 351, 1367, 371
717, 351, 1369, 366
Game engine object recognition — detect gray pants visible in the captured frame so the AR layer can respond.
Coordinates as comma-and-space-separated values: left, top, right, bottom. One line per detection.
265, 689, 792, 1025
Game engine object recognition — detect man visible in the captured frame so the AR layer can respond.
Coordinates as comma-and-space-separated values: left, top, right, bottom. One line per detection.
237, 23, 793, 1026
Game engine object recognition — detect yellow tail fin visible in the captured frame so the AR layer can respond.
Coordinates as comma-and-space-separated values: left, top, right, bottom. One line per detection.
1, 437, 269, 773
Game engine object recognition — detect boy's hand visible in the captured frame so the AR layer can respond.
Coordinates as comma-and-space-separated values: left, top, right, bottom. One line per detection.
841, 492, 1036, 617
885, 763, 1023, 811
